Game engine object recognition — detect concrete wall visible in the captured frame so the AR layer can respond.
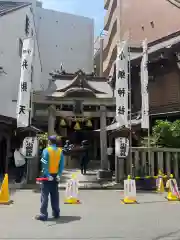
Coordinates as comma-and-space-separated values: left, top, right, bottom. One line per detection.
0, 5, 42, 118
36, 7, 94, 89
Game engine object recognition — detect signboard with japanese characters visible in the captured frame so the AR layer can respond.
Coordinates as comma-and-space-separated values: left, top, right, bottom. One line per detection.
17, 38, 34, 128
115, 137, 129, 158
141, 39, 149, 129
22, 137, 38, 158
115, 40, 129, 127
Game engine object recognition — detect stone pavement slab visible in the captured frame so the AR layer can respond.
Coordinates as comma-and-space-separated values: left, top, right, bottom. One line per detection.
1, 190, 180, 239
58, 169, 113, 189
21, 169, 116, 190
61, 169, 99, 183
8, 169, 122, 190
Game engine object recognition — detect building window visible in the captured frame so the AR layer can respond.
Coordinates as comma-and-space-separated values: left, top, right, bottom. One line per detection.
31, 29, 34, 37
25, 15, 30, 36
19, 38, 23, 57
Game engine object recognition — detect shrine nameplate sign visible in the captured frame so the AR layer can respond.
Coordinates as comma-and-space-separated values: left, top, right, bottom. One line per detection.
115, 137, 129, 158
22, 137, 38, 158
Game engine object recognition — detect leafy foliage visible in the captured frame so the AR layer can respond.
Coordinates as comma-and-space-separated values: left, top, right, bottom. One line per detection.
37, 133, 62, 149
152, 120, 180, 147
37, 133, 48, 149
141, 120, 180, 148
141, 135, 158, 147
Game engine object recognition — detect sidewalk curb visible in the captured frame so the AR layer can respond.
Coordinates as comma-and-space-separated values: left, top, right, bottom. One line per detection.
9, 184, 159, 192
9, 183, 124, 191
9, 183, 157, 191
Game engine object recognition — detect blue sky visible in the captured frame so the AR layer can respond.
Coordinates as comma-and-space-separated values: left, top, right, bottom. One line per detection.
42, 0, 104, 36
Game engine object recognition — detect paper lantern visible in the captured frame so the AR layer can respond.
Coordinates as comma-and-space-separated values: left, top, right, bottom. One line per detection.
74, 122, 81, 130
86, 119, 92, 127
60, 119, 66, 127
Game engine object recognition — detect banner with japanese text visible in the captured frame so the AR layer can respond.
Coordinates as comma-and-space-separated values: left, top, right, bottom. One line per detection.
115, 40, 129, 127
115, 137, 129, 157
17, 38, 34, 128
22, 137, 38, 158
141, 39, 149, 129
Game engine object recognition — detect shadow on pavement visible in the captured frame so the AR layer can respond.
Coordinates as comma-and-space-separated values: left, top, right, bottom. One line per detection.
84, 172, 97, 176
47, 216, 81, 225
139, 200, 168, 204
152, 229, 180, 240
137, 191, 161, 195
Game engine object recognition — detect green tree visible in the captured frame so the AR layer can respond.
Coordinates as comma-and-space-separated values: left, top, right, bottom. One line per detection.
37, 133, 62, 149
152, 120, 180, 148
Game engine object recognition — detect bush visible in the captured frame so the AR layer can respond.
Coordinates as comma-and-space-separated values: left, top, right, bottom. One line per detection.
37, 133, 62, 149
141, 120, 180, 148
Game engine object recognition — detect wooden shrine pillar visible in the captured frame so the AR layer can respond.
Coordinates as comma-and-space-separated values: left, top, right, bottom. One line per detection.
48, 105, 56, 136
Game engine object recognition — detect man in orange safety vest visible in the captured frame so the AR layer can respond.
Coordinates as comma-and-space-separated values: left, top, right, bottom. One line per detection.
35, 135, 64, 221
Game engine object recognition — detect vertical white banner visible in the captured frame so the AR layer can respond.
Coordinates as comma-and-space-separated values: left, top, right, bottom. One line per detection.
115, 41, 129, 127
141, 39, 149, 129
17, 38, 34, 128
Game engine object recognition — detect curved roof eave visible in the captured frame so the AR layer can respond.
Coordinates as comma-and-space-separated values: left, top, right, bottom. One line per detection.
63, 87, 96, 97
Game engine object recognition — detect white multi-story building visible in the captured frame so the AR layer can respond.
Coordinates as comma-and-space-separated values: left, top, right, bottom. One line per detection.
36, 7, 94, 90
0, 1, 42, 119
0, 0, 94, 176
0, 0, 94, 119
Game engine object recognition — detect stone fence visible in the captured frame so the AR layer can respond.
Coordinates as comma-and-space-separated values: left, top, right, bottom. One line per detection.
121, 147, 180, 180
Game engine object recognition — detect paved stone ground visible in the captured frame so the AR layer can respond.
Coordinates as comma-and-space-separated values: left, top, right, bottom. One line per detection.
10, 169, 118, 190
1, 190, 180, 239
59, 169, 119, 189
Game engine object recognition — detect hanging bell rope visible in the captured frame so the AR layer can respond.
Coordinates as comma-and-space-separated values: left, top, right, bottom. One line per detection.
74, 121, 81, 130
86, 119, 92, 127
60, 119, 66, 127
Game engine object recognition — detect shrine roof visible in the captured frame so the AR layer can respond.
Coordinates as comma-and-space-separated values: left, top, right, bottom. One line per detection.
48, 70, 113, 98
0, 1, 30, 16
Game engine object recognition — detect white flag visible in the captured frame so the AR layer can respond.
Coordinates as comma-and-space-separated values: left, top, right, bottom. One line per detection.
141, 39, 149, 129
17, 38, 34, 128
115, 41, 129, 127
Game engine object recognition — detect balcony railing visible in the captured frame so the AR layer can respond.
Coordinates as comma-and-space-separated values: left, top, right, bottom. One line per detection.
103, 32, 117, 74
104, 0, 111, 10
104, 0, 117, 31
103, 7, 117, 55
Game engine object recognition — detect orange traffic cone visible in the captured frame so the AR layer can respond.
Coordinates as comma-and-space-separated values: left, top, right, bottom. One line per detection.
0, 174, 13, 205
156, 175, 164, 193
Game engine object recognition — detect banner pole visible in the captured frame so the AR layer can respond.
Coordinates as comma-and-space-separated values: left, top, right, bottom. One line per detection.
128, 40, 132, 177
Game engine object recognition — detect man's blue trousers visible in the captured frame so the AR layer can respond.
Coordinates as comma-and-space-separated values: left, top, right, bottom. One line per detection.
40, 180, 60, 219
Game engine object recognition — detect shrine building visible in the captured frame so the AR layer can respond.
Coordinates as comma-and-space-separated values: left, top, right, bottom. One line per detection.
33, 69, 115, 160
